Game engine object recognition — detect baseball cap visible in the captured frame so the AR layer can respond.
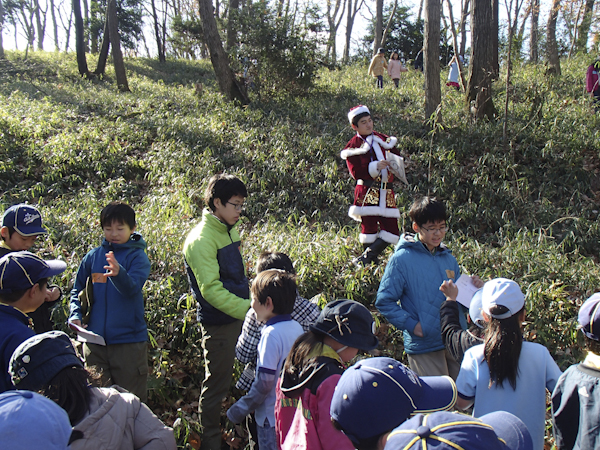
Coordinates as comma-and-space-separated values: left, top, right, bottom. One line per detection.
2, 204, 47, 236
0, 251, 67, 294
10, 331, 83, 390
330, 357, 457, 444
348, 105, 370, 125
0, 390, 73, 450
579, 293, 600, 341
310, 299, 378, 351
384, 411, 533, 450
469, 288, 485, 328
481, 278, 525, 320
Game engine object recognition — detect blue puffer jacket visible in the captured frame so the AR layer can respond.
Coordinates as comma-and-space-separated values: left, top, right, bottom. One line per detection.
376, 233, 461, 355
69, 233, 151, 345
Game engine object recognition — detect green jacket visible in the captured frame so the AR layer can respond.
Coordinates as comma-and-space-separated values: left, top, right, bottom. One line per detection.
183, 210, 250, 325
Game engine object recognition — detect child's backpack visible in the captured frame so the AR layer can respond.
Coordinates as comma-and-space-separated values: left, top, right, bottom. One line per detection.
586, 61, 600, 93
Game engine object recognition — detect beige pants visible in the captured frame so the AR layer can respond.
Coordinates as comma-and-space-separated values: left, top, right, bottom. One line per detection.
407, 349, 461, 380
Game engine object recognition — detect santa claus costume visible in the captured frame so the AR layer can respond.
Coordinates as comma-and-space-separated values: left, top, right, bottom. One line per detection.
341, 105, 401, 265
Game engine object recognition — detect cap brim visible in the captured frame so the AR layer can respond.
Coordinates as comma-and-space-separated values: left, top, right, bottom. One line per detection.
412, 375, 457, 413
39, 260, 67, 279
479, 411, 533, 450
469, 289, 485, 328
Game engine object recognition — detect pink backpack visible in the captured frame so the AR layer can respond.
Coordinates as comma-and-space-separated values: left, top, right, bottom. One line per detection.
586, 62, 600, 93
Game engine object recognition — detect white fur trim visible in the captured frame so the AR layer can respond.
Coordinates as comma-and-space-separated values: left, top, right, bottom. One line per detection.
368, 161, 380, 178
373, 135, 397, 149
349, 205, 400, 221
340, 146, 370, 160
348, 105, 370, 124
360, 234, 378, 244
378, 230, 400, 244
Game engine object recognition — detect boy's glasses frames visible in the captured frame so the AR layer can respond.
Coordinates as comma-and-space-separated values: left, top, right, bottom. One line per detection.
420, 226, 448, 234
227, 202, 245, 211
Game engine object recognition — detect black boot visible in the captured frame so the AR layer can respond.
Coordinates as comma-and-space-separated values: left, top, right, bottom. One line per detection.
354, 238, 389, 266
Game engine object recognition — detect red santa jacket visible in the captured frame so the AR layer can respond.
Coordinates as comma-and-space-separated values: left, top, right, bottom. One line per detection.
341, 131, 401, 221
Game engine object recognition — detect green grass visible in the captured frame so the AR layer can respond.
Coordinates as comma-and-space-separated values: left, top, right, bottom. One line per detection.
2, 50, 600, 447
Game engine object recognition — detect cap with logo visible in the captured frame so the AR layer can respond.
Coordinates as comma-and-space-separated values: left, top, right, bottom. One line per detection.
2, 204, 47, 236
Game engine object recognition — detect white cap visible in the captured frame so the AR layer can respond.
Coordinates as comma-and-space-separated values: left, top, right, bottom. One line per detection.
348, 105, 370, 125
481, 278, 525, 320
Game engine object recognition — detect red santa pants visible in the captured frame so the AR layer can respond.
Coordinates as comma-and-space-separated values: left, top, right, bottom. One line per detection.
360, 216, 399, 245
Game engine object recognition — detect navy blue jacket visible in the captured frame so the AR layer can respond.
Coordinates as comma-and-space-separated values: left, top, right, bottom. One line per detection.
0, 304, 35, 392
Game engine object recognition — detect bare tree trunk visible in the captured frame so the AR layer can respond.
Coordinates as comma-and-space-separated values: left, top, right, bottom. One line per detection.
424, 0, 441, 121
73, 0, 90, 76
492, 0, 499, 77
82, 0, 88, 52
503, 0, 523, 144
64, 8, 72, 51
445, 0, 466, 91
151, 0, 165, 61
417, 0, 424, 21
343, 0, 364, 63
326, 0, 345, 63
467, 0, 496, 119
226, 0, 239, 51
95, 12, 109, 74
568, 1, 583, 58
546, 0, 561, 74
381, 0, 397, 48
107, 0, 129, 91
35, 0, 47, 50
198, 0, 249, 104
529, 0, 539, 61
576, 0, 594, 51
458, 0, 469, 57
50, 0, 59, 50
90, 0, 98, 53
0, 0, 5, 58
373, 0, 383, 54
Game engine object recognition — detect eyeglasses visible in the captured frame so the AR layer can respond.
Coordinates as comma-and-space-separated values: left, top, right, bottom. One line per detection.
227, 202, 245, 212
420, 225, 448, 234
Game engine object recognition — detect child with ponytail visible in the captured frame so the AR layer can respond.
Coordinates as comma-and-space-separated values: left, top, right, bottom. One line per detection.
455, 278, 562, 450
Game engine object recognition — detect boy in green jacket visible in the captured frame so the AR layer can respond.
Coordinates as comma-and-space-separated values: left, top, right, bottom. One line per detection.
183, 173, 250, 450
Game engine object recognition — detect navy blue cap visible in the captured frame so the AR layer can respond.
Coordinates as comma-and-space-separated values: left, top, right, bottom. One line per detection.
310, 299, 378, 350
384, 411, 533, 450
10, 331, 83, 390
2, 204, 46, 236
0, 251, 66, 294
579, 293, 600, 341
330, 357, 456, 443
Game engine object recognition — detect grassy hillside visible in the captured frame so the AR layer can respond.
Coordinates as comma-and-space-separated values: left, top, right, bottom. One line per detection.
1, 51, 600, 447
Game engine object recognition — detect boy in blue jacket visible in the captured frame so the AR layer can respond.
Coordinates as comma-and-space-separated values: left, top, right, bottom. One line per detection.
69, 201, 151, 402
376, 196, 470, 379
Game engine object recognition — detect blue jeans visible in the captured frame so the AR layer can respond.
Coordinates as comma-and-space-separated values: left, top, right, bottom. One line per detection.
376, 75, 384, 89
257, 419, 277, 450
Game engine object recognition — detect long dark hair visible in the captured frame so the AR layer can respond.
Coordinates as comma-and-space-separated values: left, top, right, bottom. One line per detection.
484, 306, 524, 390
283, 331, 325, 375
40, 366, 94, 426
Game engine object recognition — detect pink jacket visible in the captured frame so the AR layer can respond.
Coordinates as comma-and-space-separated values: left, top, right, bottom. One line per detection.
387, 59, 407, 79
275, 351, 354, 450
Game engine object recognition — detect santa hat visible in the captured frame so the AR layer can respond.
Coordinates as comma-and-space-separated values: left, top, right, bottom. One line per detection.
348, 105, 370, 125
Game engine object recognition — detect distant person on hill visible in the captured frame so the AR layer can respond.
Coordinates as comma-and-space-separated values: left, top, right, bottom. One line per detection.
552, 292, 600, 450
182, 174, 250, 450
414, 48, 423, 72
455, 278, 562, 450
1, 204, 62, 333
376, 196, 482, 378
341, 105, 403, 266
10, 331, 176, 450
586, 57, 600, 113
235, 251, 320, 449
446, 55, 463, 91
0, 251, 66, 393
368, 48, 388, 89
227, 270, 304, 450
275, 299, 379, 450
439, 280, 485, 363
69, 201, 151, 402
387, 52, 408, 88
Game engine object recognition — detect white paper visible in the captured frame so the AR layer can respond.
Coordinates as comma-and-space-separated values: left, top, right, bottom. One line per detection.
386, 151, 408, 185
68, 321, 106, 346
455, 275, 479, 308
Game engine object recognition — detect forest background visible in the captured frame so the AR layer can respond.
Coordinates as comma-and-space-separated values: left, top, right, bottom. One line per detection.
1, 0, 600, 447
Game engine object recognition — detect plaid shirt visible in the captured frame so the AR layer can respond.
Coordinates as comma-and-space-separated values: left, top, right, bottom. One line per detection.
235, 294, 320, 391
